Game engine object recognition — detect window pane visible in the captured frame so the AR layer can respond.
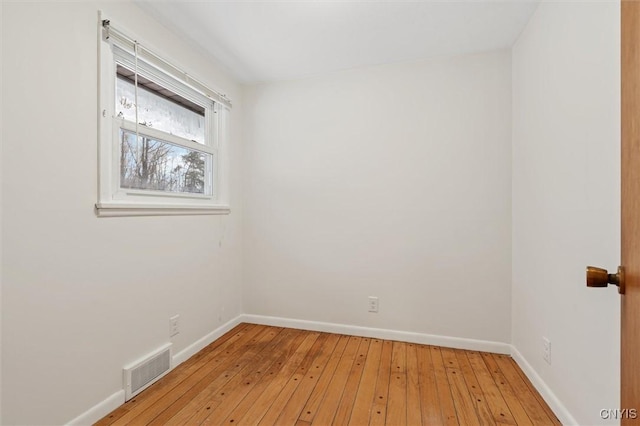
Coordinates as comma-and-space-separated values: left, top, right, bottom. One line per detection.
120, 129, 211, 195
116, 66, 206, 144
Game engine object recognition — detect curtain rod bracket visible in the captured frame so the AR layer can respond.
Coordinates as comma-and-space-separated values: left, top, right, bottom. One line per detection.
102, 19, 111, 39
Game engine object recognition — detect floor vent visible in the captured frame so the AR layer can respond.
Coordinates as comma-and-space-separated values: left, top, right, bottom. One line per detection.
123, 343, 172, 401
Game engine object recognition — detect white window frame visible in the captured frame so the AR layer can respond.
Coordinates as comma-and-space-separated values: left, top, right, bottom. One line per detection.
96, 16, 231, 217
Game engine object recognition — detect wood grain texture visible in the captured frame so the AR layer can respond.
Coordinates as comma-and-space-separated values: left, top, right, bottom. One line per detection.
347, 338, 382, 425
622, 2, 640, 424
369, 340, 393, 426
405, 344, 423, 426
297, 335, 349, 423
95, 324, 558, 426
467, 351, 517, 426
416, 344, 444, 425
481, 352, 533, 426
431, 346, 460, 426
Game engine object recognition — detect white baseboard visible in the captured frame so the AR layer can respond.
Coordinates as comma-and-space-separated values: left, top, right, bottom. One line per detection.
239, 314, 512, 354
66, 390, 125, 426
172, 316, 244, 367
511, 346, 577, 425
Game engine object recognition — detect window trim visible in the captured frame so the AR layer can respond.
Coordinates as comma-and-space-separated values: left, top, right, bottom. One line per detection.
96, 15, 231, 217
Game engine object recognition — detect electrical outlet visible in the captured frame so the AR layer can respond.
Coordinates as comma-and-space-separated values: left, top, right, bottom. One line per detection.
368, 296, 379, 313
170, 315, 180, 337
543, 337, 551, 364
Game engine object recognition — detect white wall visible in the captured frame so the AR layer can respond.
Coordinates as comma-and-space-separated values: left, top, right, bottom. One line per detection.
512, 2, 620, 425
243, 51, 512, 344
1, 2, 243, 424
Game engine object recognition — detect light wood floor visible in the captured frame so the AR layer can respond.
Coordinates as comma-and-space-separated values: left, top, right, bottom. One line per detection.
96, 323, 561, 425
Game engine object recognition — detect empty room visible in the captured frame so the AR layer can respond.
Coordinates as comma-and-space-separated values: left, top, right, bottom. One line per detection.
1, 0, 635, 425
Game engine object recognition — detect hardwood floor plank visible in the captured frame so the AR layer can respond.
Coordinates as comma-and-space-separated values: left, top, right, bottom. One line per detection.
258, 333, 331, 426
297, 336, 350, 423
406, 344, 422, 426
441, 347, 460, 370
431, 346, 460, 426
466, 352, 517, 425
332, 337, 371, 425
347, 338, 383, 425
386, 341, 408, 425
369, 340, 393, 426
416, 344, 443, 425
273, 334, 342, 426
165, 328, 302, 425
442, 348, 480, 426
492, 354, 557, 426
96, 325, 560, 426
210, 334, 324, 424
215, 331, 321, 425
309, 336, 361, 425
455, 350, 495, 426
214, 333, 313, 426
481, 352, 533, 426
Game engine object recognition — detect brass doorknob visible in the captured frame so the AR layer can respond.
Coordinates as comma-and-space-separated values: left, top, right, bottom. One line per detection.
586, 266, 625, 294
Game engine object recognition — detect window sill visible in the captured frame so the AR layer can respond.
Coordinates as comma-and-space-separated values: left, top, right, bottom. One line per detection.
95, 202, 231, 217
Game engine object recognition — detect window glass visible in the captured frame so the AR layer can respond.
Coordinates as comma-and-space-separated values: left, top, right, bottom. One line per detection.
115, 66, 206, 144
120, 129, 211, 195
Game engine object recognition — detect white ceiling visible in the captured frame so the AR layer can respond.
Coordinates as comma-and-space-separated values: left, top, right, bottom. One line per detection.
136, 1, 539, 84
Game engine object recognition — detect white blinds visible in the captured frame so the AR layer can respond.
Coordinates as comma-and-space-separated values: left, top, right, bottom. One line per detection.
102, 19, 232, 110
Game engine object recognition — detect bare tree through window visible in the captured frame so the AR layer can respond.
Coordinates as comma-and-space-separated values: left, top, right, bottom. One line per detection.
120, 130, 208, 194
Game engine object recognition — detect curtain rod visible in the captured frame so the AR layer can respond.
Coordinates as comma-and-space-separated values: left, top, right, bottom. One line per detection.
102, 19, 232, 109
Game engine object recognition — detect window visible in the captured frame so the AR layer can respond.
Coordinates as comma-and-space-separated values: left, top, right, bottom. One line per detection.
96, 18, 231, 216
